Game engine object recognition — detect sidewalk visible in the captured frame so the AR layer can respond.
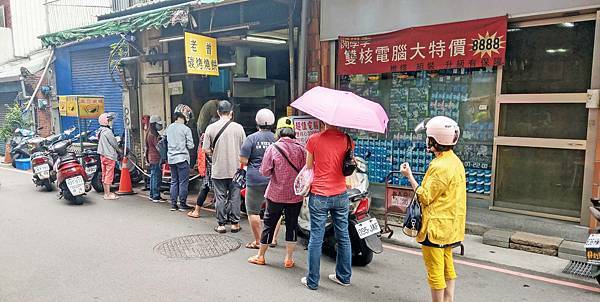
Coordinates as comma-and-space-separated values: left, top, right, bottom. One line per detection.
379, 224, 596, 285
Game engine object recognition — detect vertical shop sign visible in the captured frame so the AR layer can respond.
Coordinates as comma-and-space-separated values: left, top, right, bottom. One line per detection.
185, 32, 219, 76
338, 16, 507, 75
292, 116, 321, 145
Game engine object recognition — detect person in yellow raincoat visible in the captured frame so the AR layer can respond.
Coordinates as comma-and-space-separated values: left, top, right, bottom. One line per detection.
400, 116, 466, 302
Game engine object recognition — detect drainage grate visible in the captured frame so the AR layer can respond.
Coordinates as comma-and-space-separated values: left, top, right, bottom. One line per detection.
154, 234, 242, 259
563, 260, 595, 278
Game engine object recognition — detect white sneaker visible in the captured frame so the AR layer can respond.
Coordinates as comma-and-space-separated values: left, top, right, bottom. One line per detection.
328, 274, 350, 287
300, 277, 311, 289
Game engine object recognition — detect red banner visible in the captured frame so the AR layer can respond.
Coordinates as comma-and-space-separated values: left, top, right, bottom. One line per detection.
337, 16, 507, 75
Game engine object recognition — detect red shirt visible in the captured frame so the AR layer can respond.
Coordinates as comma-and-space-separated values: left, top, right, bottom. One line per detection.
306, 128, 352, 197
260, 137, 306, 203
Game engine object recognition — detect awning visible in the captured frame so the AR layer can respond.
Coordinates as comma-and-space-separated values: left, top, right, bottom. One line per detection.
0, 48, 52, 82
39, 3, 194, 48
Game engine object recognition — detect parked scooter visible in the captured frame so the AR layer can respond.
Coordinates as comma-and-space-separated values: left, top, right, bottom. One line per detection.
27, 127, 77, 191
297, 153, 383, 266
9, 128, 34, 168
49, 138, 91, 205
586, 199, 600, 286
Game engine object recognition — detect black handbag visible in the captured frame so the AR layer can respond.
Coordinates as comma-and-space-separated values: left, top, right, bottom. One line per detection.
402, 193, 423, 237
342, 134, 357, 176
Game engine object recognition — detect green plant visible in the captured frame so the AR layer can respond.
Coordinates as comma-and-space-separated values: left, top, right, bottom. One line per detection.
0, 102, 32, 141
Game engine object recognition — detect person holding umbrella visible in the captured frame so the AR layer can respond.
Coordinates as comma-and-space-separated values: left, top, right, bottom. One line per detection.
400, 116, 466, 302
291, 86, 389, 290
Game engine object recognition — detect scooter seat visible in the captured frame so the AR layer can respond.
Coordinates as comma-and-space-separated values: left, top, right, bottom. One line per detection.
347, 188, 365, 201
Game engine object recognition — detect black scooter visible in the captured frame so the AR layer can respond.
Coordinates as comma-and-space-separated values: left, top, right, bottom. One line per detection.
297, 155, 383, 266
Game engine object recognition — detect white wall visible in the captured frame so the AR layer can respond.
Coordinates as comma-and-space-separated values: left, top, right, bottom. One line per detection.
320, 0, 600, 40
0, 27, 13, 64
8, 0, 111, 58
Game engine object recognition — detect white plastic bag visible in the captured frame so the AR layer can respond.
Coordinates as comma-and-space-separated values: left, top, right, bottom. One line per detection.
294, 166, 313, 196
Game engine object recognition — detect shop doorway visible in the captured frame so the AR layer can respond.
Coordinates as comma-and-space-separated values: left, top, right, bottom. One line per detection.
492, 15, 597, 221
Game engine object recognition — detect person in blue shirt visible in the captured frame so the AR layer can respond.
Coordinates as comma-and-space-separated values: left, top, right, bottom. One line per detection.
240, 109, 276, 249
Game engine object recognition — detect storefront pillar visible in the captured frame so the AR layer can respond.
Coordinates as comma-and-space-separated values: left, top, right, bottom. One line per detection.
585, 10, 600, 226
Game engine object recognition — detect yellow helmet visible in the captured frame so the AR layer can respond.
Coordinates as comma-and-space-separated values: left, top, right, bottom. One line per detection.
276, 117, 294, 130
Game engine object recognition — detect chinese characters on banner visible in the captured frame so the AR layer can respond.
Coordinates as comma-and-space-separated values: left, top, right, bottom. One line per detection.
292, 117, 321, 145
337, 16, 507, 75
58, 96, 104, 118
185, 32, 219, 76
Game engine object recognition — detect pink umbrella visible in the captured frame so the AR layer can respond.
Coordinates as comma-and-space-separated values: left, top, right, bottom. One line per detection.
291, 86, 389, 133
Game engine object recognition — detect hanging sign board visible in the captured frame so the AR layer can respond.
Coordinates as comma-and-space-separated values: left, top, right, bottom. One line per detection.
337, 16, 507, 75
78, 96, 104, 118
58, 95, 104, 118
185, 32, 219, 76
291, 116, 321, 146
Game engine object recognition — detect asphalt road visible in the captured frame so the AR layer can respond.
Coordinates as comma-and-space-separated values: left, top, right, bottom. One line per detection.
0, 167, 598, 302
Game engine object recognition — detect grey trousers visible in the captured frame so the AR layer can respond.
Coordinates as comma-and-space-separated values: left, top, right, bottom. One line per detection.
212, 178, 241, 225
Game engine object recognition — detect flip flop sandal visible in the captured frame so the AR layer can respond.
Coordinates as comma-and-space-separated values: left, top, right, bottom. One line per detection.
245, 242, 260, 249
230, 226, 242, 233
187, 212, 200, 218
214, 226, 226, 234
269, 242, 278, 248
248, 256, 265, 265
284, 259, 295, 268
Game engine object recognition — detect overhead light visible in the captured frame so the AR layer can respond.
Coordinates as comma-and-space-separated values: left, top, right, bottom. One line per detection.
561, 22, 575, 28
217, 62, 236, 68
507, 28, 521, 32
546, 49, 556, 53
556, 48, 568, 53
243, 36, 287, 44
158, 36, 184, 43
546, 48, 568, 54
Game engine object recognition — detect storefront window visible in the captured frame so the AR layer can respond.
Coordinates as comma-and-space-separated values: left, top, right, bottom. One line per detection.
501, 20, 595, 94
498, 103, 588, 140
494, 146, 584, 217
340, 68, 496, 195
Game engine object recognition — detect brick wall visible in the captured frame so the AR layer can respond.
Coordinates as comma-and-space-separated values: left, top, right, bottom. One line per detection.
0, 0, 11, 28
23, 70, 52, 137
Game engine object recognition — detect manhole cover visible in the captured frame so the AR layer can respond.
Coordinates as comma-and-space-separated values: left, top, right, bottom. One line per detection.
154, 234, 242, 259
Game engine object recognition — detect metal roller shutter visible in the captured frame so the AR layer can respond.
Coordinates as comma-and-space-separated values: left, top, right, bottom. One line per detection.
61, 47, 124, 136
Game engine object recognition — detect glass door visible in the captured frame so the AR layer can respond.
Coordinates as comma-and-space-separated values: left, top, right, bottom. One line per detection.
492, 16, 597, 220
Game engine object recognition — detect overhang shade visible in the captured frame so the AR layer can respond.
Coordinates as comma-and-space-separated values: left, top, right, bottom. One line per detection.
39, 7, 191, 47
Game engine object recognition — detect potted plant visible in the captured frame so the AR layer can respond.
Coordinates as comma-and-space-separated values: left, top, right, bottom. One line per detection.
0, 102, 32, 163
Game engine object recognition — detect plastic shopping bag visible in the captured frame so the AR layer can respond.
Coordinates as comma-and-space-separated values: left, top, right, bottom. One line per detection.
294, 166, 313, 196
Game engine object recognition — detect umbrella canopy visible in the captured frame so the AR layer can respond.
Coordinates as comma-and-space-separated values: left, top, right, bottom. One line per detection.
291, 86, 389, 133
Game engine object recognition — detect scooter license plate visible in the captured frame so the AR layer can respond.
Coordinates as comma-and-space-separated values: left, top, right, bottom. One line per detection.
34, 165, 50, 173
355, 217, 381, 239
85, 166, 97, 175
37, 171, 50, 179
66, 176, 85, 196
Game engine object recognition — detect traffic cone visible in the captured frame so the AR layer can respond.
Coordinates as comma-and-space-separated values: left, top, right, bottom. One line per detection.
116, 156, 136, 195
3, 143, 11, 164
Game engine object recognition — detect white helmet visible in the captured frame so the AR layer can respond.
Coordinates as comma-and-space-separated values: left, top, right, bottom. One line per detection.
415, 116, 460, 146
255, 108, 275, 126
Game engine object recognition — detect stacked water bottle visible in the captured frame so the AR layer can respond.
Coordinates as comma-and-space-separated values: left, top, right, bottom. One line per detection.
354, 139, 393, 184
466, 168, 492, 195
354, 137, 434, 186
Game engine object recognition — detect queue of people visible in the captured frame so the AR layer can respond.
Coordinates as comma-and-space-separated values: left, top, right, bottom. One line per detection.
133, 99, 466, 302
